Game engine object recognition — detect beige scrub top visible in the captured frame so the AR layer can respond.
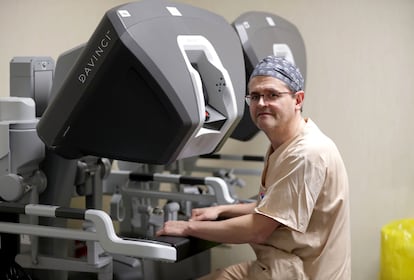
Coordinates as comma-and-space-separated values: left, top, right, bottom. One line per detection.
252, 118, 351, 280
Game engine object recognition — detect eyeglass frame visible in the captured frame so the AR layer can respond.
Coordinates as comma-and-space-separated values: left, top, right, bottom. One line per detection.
245, 91, 295, 106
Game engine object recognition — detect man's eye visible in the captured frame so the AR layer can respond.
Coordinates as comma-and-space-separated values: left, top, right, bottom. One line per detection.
251, 95, 260, 100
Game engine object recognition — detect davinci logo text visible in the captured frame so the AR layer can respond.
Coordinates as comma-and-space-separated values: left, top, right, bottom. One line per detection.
78, 30, 112, 84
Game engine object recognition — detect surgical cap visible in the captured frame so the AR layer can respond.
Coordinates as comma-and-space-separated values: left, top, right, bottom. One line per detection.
249, 56, 304, 92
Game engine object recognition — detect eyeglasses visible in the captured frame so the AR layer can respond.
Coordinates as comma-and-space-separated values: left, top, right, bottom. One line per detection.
245, 92, 292, 106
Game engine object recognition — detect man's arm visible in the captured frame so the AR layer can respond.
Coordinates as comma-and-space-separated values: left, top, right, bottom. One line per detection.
190, 202, 257, 221
156, 211, 280, 244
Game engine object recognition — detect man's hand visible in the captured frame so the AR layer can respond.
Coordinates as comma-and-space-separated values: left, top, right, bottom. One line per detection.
190, 206, 221, 221
156, 220, 189, 237
156, 206, 220, 237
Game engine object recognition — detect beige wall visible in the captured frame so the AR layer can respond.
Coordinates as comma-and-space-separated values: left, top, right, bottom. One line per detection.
1, 0, 414, 279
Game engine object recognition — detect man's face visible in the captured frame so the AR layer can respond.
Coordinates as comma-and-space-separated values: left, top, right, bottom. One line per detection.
247, 76, 298, 133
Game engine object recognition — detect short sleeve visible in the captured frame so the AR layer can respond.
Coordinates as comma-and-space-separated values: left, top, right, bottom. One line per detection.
256, 152, 326, 233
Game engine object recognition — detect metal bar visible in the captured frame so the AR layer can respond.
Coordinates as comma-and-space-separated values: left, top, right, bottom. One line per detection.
0, 221, 96, 241
122, 188, 216, 204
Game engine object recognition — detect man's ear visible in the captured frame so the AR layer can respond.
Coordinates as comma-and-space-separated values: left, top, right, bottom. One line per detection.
295, 91, 305, 110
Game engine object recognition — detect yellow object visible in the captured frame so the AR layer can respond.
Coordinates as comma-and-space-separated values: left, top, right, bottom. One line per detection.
380, 219, 414, 280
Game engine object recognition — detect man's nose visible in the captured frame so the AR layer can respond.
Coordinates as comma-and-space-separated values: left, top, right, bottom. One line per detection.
257, 95, 268, 106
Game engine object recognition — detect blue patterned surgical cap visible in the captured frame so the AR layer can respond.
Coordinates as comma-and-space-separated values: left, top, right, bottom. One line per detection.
249, 56, 304, 92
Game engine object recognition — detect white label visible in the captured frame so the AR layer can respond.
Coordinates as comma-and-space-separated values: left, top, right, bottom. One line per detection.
266, 16, 275, 26
21, 234, 31, 245
118, 10, 131, 18
166, 6, 182, 16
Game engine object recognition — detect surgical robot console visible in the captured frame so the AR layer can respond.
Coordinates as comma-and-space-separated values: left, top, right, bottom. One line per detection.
0, 4, 307, 280
0, 1, 246, 279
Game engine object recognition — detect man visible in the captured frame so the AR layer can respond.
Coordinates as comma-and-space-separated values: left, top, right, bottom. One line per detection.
157, 56, 351, 279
